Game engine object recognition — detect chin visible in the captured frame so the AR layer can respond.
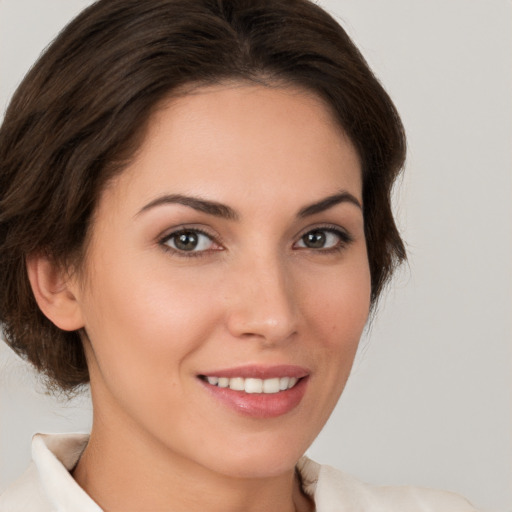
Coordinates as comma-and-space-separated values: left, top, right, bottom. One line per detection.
197, 434, 311, 480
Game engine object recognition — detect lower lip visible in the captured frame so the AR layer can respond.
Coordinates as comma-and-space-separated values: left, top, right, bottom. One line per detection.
200, 377, 309, 419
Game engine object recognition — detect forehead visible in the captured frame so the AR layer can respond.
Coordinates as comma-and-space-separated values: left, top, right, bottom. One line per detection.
102, 83, 362, 213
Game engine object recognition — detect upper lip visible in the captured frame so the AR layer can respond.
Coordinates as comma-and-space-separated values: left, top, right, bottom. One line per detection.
199, 364, 310, 379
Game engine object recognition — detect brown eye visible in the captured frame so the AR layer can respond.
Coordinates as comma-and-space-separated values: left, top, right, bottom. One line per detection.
302, 230, 327, 249
295, 227, 352, 251
163, 230, 215, 252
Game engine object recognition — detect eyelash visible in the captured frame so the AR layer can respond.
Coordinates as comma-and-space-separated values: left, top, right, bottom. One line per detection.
159, 227, 221, 258
295, 225, 354, 253
158, 225, 354, 258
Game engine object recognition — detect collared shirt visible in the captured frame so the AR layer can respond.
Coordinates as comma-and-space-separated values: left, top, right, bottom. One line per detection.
0, 433, 478, 511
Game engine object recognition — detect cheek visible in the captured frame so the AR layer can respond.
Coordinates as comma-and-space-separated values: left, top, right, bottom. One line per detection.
80, 258, 222, 391
79, 266, 226, 438
302, 258, 371, 352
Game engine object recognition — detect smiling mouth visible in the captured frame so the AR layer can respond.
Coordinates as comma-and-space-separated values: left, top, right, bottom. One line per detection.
199, 375, 300, 394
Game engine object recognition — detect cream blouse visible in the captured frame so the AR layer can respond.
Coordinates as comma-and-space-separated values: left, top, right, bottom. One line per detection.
0, 433, 478, 511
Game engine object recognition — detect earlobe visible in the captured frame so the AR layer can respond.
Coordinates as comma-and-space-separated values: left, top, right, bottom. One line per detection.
26, 255, 85, 332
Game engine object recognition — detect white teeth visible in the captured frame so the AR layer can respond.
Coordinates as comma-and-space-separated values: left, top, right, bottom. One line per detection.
245, 378, 263, 394
263, 378, 280, 394
218, 377, 229, 388
229, 377, 245, 391
204, 375, 300, 393
279, 376, 290, 390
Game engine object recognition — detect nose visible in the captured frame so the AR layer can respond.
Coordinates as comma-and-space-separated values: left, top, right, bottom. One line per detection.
225, 255, 299, 346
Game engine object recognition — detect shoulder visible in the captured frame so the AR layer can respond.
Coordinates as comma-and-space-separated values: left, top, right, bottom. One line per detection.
297, 457, 479, 512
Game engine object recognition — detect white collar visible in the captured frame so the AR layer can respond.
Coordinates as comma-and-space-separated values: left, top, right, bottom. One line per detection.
32, 433, 101, 512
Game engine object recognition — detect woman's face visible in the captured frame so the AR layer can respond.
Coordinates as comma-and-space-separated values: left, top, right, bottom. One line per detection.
73, 84, 371, 478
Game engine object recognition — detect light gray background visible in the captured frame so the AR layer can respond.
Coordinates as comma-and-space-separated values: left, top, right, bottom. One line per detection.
0, 1, 510, 511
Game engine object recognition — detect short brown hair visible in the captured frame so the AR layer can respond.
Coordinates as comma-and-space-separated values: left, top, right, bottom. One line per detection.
0, 0, 406, 391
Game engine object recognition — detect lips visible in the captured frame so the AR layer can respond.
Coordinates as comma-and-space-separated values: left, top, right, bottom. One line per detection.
198, 365, 309, 418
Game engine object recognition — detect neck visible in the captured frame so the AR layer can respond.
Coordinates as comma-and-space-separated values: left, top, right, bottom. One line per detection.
73, 413, 313, 512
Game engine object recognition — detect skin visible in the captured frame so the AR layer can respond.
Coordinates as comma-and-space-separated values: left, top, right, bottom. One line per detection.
30, 84, 371, 512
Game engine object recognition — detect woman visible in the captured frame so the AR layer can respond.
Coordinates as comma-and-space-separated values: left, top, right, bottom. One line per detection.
0, 0, 479, 510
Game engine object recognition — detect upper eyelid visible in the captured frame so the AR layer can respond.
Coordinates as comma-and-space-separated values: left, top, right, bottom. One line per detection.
159, 225, 220, 243
294, 223, 352, 240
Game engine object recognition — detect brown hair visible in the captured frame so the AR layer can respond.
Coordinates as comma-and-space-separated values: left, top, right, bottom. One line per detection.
0, 0, 406, 391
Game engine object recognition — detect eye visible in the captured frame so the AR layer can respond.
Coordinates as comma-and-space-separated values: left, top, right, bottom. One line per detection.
161, 229, 218, 254
294, 227, 352, 251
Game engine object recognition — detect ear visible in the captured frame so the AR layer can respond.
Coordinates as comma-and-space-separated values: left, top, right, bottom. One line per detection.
26, 254, 85, 331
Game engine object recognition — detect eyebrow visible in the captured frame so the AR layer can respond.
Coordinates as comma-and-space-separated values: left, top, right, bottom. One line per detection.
137, 190, 361, 220
137, 194, 239, 220
298, 191, 362, 217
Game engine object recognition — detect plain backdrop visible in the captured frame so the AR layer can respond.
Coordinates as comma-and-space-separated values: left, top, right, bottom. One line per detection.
0, 1, 510, 511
